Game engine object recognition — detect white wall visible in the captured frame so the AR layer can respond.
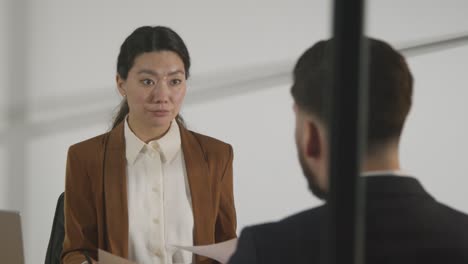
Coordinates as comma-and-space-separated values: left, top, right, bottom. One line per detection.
182, 85, 318, 228
1, 0, 468, 263
366, 0, 468, 212
0, 0, 8, 210
401, 45, 468, 211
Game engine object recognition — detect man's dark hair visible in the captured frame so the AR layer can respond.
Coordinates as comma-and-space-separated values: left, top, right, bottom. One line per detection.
291, 37, 413, 150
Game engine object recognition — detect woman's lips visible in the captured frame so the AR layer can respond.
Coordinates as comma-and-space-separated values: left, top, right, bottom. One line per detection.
148, 110, 170, 117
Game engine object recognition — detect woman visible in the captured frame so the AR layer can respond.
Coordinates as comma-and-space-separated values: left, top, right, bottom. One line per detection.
62, 26, 237, 264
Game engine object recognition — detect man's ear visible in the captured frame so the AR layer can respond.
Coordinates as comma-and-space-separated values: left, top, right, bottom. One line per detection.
305, 120, 322, 158
116, 74, 126, 97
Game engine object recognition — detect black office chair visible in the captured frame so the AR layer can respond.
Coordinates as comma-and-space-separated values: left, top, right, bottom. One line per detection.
45, 192, 64, 264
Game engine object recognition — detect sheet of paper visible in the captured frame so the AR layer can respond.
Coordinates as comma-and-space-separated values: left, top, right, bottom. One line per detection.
99, 249, 136, 264
172, 238, 238, 264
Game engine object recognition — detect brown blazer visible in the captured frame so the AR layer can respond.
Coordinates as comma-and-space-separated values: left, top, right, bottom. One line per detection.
62, 121, 237, 264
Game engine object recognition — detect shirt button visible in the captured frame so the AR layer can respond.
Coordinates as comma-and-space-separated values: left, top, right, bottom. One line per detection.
154, 249, 163, 258
152, 187, 159, 193
153, 218, 159, 224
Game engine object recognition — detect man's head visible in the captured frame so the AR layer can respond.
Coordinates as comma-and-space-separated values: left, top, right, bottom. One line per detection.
291, 38, 413, 199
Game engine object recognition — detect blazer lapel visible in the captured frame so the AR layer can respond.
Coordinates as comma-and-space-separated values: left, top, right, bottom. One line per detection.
179, 123, 214, 246
103, 122, 129, 257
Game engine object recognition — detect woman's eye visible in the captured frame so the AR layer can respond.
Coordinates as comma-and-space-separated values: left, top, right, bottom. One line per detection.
142, 79, 155, 86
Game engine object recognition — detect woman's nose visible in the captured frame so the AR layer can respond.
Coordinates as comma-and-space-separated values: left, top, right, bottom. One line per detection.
150, 81, 169, 103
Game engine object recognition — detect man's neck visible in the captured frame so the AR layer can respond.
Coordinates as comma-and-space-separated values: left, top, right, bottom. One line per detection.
361, 146, 400, 173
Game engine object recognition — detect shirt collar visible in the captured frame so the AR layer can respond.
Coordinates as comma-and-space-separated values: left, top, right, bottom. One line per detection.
124, 119, 145, 165
361, 170, 408, 177
153, 120, 181, 164
124, 118, 181, 165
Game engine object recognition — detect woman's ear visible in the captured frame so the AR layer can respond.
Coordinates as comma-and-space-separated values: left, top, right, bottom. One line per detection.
116, 74, 126, 97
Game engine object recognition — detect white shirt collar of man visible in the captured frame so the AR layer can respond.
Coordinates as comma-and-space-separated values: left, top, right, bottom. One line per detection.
124, 117, 181, 165
361, 170, 408, 177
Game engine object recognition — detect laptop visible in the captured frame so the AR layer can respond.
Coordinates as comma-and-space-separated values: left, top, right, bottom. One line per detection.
0, 210, 24, 264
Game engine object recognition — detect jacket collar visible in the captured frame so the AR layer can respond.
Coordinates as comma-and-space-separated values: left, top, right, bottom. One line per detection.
363, 175, 434, 199
103, 121, 128, 257
179, 122, 214, 246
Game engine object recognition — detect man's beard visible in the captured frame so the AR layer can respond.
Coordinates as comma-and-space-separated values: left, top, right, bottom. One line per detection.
298, 151, 328, 200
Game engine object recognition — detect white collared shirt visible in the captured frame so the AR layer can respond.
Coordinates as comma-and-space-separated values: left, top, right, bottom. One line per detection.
361, 170, 407, 177
125, 119, 194, 264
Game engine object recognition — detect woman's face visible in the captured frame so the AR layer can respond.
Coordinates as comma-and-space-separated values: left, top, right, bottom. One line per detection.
117, 51, 187, 132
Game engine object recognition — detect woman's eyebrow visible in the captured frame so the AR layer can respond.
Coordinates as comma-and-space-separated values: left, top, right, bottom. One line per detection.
136, 69, 185, 76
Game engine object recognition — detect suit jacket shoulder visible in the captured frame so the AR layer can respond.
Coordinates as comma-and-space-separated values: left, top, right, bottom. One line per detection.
68, 125, 233, 160
230, 176, 468, 264
421, 198, 468, 246
229, 206, 326, 264
188, 130, 232, 156
67, 131, 110, 163
184, 129, 233, 173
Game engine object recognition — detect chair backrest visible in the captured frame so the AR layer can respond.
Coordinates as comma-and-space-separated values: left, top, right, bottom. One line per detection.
45, 192, 65, 264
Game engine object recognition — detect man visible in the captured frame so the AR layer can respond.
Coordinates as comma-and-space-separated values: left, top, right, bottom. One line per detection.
228, 38, 468, 263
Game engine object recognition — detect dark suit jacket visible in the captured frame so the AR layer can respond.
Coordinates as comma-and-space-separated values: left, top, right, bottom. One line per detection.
229, 176, 468, 264
62, 121, 237, 264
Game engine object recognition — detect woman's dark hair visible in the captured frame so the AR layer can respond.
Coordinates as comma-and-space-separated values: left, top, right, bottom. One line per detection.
111, 26, 190, 129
